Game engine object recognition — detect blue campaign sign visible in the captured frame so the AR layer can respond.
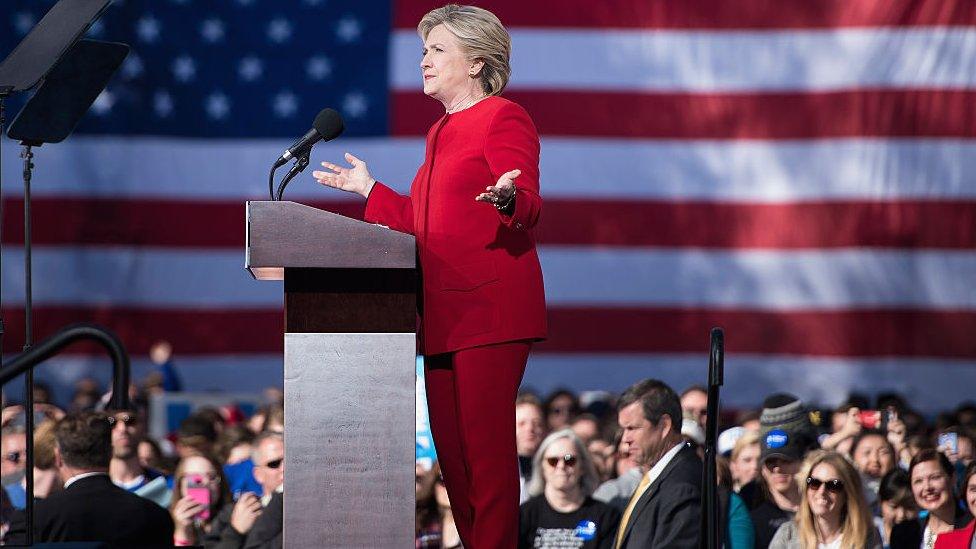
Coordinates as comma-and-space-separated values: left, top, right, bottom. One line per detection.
416, 356, 437, 467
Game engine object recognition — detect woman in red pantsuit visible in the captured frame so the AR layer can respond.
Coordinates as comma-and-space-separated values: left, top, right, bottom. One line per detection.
314, 5, 546, 548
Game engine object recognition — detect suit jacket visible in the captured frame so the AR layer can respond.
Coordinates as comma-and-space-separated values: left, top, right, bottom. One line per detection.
242, 492, 282, 549
935, 518, 976, 549
616, 444, 702, 549
365, 96, 547, 355
6, 474, 174, 547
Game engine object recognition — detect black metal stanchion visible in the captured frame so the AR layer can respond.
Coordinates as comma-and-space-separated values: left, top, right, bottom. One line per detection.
701, 327, 724, 549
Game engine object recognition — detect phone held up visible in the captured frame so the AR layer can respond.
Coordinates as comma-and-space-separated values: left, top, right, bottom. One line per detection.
186, 474, 212, 522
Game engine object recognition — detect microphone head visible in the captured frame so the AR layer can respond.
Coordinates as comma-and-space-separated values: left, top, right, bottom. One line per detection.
313, 108, 344, 141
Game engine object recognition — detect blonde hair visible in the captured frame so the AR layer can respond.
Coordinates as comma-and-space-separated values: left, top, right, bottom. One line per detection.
418, 4, 511, 95
796, 451, 872, 549
731, 429, 761, 462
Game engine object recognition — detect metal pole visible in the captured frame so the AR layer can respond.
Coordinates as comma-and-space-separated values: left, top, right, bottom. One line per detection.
701, 327, 724, 549
20, 143, 34, 546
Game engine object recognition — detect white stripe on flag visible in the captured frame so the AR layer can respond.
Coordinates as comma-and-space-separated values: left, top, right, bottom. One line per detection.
3, 246, 972, 309
5, 136, 975, 201
392, 28, 976, 91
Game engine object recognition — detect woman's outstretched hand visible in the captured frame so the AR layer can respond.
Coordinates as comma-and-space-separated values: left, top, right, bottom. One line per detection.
475, 169, 519, 207
313, 152, 376, 198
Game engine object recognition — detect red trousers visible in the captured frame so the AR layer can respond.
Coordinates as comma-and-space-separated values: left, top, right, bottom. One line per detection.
425, 341, 531, 549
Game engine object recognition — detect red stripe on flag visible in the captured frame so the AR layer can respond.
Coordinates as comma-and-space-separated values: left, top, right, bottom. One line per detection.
538, 200, 976, 249
393, 0, 976, 29
541, 307, 976, 357
0, 198, 365, 248
3, 198, 974, 249
1, 307, 283, 356
3, 307, 973, 358
392, 89, 976, 139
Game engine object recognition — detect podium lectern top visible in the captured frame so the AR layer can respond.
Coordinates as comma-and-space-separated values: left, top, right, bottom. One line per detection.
246, 200, 415, 280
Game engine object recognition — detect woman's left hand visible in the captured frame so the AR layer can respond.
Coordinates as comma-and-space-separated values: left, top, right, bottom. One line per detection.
475, 169, 519, 207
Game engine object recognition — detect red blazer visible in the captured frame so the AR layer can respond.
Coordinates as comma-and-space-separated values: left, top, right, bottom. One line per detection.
935, 519, 976, 549
364, 96, 547, 355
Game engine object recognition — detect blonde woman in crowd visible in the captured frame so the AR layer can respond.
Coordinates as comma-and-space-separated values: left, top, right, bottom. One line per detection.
770, 450, 881, 549
731, 430, 762, 492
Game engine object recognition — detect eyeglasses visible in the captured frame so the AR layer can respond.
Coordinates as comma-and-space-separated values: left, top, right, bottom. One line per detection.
4, 452, 22, 464
806, 476, 844, 493
184, 473, 220, 485
545, 454, 578, 468
107, 413, 138, 426
262, 458, 283, 470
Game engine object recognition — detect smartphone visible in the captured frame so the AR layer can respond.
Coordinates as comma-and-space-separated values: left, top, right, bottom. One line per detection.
186, 475, 211, 521
939, 432, 959, 455
858, 410, 883, 429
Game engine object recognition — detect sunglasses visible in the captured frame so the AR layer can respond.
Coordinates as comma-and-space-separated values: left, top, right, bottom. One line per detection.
107, 413, 138, 426
806, 476, 844, 493
545, 454, 578, 468
263, 458, 283, 470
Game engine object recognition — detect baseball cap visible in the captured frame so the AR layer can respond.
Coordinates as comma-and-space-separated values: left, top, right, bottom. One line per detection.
759, 393, 817, 463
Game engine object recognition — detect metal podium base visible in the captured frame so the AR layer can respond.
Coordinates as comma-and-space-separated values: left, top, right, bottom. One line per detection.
284, 332, 416, 548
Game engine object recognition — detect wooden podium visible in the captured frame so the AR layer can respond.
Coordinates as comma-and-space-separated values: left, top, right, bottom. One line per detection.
245, 201, 417, 547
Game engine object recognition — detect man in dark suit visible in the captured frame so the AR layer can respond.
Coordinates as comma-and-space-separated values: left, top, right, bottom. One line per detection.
613, 379, 702, 549
7, 411, 174, 547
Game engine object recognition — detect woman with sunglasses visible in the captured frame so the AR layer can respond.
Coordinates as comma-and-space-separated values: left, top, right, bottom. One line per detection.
170, 453, 263, 548
770, 450, 881, 548
890, 449, 972, 549
519, 430, 620, 548
933, 460, 976, 548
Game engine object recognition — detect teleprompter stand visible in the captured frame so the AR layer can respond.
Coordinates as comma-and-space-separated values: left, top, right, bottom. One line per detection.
0, 1, 120, 542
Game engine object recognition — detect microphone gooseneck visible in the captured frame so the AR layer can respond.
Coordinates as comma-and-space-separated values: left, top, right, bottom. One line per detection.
270, 108, 345, 200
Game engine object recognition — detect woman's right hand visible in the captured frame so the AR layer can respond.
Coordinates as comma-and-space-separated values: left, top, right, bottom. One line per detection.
312, 152, 376, 198
173, 496, 205, 526
172, 496, 205, 540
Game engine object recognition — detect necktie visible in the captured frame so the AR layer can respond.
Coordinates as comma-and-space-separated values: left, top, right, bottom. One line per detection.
615, 472, 652, 549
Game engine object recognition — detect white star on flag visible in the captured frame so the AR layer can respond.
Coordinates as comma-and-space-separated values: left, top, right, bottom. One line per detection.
206, 92, 231, 120
335, 16, 362, 43
238, 56, 264, 82
136, 16, 161, 43
342, 92, 368, 118
273, 91, 299, 118
90, 90, 115, 116
13, 12, 35, 35
153, 91, 174, 118
200, 19, 225, 43
267, 18, 293, 44
121, 54, 144, 80
171, 56, 197, 83
305, 55, 332, 81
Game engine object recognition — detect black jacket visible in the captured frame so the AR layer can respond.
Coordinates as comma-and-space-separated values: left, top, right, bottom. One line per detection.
615, 443, 702, 549
243, 492, 282, 549
890, 504, 973, 549
6, 474, 174, 547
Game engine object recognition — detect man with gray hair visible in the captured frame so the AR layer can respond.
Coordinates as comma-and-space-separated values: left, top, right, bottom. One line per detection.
233, 431, 284, 548
613, 379, 701, 548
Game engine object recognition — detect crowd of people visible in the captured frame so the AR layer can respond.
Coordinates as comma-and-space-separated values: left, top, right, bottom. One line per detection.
0, 370, 286, 548
1, 363, 975, 548
418, 382, 976, 549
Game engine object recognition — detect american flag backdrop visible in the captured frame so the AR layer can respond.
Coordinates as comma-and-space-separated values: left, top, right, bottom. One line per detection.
0, 0, 974, 411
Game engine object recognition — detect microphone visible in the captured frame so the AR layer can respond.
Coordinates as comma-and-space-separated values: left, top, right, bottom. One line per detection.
273, 108, 344, 168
